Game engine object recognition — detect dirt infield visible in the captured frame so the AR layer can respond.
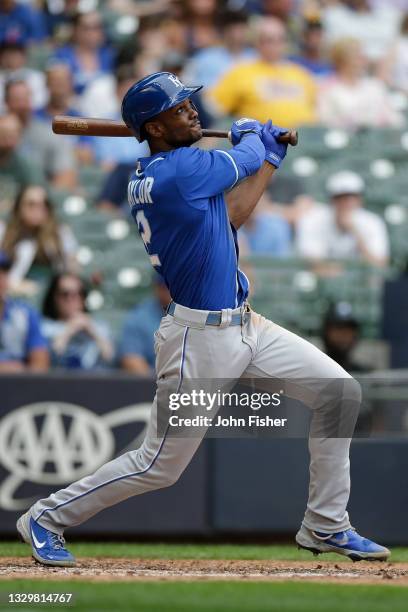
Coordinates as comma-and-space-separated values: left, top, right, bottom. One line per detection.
1, 557, 408, 584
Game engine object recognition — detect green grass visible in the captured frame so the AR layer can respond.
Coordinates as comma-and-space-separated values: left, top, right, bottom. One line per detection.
0, 581, 407, 612
2, 541, 408, 562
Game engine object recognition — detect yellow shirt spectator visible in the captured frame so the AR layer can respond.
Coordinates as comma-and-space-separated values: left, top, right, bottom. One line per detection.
210, 59, 317, 127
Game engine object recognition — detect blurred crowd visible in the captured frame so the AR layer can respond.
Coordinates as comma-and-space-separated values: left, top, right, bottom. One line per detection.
1, 0, 408, 373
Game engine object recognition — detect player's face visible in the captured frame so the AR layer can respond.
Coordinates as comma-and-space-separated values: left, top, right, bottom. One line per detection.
55, 276, 85, 320
150, 99, 202, 148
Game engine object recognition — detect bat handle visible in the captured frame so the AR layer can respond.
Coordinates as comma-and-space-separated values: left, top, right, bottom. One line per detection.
202, 128, 298, 146
277, 130, 298, 146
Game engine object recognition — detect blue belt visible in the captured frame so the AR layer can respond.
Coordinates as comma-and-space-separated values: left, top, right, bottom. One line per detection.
167, 302, 245, 326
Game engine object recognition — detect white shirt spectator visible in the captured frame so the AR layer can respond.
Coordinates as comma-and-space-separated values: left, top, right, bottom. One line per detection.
78, 75, 117, 118
383, 36, 408, 93
322, 4, 400, 62
318, 76, 403, 128
296, 204, 389, 262
0, 221, 77, 284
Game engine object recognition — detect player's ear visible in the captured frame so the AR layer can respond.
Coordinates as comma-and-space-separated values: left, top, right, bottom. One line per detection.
145, 120, 164, 139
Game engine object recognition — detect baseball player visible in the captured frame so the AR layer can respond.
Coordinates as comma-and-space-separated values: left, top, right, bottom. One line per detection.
16, 72, 389, 566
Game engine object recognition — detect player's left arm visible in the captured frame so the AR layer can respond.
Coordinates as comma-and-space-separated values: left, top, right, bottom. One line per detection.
226, 121, 288, 229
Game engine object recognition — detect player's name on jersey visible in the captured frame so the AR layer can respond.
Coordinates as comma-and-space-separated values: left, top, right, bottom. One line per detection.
168, 414, 288, 428
128, 177, 155, 205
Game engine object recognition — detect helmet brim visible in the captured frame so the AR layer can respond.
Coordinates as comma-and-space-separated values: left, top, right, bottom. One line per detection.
156, 84, 203, 116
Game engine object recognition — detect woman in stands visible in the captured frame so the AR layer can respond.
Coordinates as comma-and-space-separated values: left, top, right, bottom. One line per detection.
318, 37, 403, 128
42, 272, 114, 370
0, 185, 78, 296
52, 11, 114, 95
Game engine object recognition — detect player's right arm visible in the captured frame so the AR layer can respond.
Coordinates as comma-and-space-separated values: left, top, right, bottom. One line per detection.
226, 121, 289, 228
174, 133, 265, 201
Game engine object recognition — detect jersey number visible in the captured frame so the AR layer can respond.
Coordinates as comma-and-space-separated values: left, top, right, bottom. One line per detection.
136, 211, 161, 267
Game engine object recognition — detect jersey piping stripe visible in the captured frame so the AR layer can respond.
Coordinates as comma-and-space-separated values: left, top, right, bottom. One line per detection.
145, 157, 165, 170
33, 326, 190, 526
216, 150, 239, 187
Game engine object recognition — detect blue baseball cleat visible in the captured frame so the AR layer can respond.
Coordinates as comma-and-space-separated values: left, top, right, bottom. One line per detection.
296, 525, 390, 561
16, 511, 76, 567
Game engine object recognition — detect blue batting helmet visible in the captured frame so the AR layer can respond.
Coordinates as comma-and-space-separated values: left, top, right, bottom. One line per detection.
121, 72, 203, 140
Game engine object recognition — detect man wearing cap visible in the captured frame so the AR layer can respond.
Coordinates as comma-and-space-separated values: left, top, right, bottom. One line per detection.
0, 251, 48, 372
322, 302, 369, 373
295, 170, 389, 267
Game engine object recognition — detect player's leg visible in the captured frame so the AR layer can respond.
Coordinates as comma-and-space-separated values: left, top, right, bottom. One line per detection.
242, 311, 389, 560
19, 308, 252, 564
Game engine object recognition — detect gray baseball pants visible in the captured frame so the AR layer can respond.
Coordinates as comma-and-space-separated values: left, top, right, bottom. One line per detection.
32, 303, 360, 535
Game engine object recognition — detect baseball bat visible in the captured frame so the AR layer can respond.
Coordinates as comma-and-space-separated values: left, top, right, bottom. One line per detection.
52, 115, 298, 146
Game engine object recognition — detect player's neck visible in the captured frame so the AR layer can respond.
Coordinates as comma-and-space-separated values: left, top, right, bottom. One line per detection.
148, 138, 175, 155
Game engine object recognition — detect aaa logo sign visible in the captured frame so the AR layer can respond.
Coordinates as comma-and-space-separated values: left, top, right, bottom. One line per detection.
0, 402, 150, 510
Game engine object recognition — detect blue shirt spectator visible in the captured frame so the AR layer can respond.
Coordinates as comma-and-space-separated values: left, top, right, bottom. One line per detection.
119, 280, 171, 375
289, 54, 332, 78
239, 212, 292, 257
53, 45, 114, 95
0, 299, 46, 361
41, 273, 114, 371
52, 11, 114, 95
34, 106, 93, 150
289, 17, 333, 80
0, 250, 48, 371
0, 0, 46, 45
96, 162, 134, 213
184, 46, 257, 88
183, 10, 256, 88
92, 119, 146, 167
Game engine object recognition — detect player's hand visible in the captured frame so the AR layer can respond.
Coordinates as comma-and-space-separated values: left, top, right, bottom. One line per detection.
230, 118, 263, 146
261, 120, 288, 168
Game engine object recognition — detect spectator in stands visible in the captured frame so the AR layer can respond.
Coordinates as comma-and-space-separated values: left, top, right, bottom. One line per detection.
259, 0, 301, 50
266, 173, 314, 226
85, 65, 149, 170
96, 162, 134, 213
43, 0, 81, 38
35, 63, 93, 163
322, 0, 400, 65
52, 11, 114, 95
289, 16, 332, 79
322, 302, 369, 372
118, 275, 171, 375
36, 63, 78, 122
318, 38, 403, 129
0, 0, 46, 45
5, 78, 77, 189
0, 185, 78, 296
78, 40, 143, 113
378, 13, 408, 94
178, 0, 222, 56
295, 170, 389, 268
182, 10, 256, 88
0, 114, 43, 201
238, 202, 292, 257
42, 273, 114, 370
209, 17, 316, 126
0, 250, 49, 372
0, 41, 47, 113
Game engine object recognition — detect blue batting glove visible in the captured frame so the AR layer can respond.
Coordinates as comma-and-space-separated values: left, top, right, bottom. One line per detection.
230, 117, 263, 146
261, 120, 288, 168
